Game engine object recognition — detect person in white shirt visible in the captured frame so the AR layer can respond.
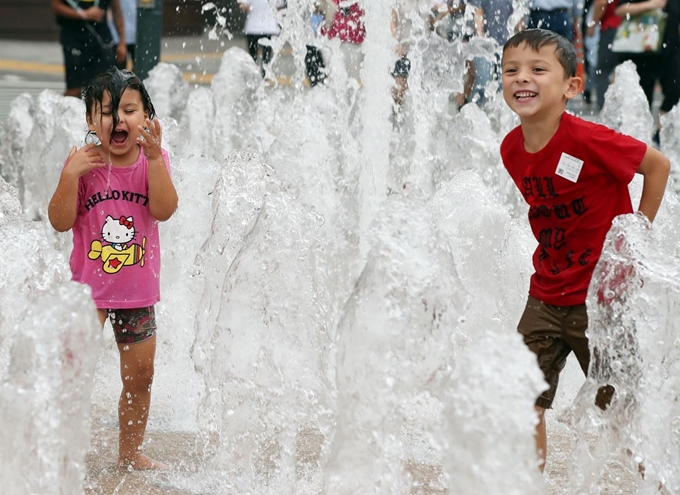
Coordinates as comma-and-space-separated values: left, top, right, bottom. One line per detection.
239, 0, 286, 76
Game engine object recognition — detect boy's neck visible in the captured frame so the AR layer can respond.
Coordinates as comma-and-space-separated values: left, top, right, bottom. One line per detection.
520, 111, 566, 154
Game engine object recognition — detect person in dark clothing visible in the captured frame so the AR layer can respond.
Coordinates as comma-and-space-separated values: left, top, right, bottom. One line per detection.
615, 0, 680, 114
588, 0, 621, 110
305, 1, 329, 87
52, 0, 127, 98
615, 0, 679, 144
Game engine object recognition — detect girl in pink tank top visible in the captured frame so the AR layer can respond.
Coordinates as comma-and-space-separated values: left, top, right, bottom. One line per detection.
48, 66, 178, 471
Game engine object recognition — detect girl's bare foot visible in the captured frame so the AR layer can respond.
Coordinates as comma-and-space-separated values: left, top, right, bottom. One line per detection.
118, 453, 169, 470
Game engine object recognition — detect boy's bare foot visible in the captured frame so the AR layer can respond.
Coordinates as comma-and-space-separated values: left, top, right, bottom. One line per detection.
118, 453, 170, 470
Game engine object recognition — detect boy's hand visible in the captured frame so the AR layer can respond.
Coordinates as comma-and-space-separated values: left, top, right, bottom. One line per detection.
138, 118, 163, 162
64, 144, 106, 178
596, 260, 637, 304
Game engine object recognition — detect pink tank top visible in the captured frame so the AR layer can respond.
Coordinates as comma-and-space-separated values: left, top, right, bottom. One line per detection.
69, 148, 170, 309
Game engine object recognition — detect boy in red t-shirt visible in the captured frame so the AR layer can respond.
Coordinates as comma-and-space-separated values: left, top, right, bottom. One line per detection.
499, 29, 670, 471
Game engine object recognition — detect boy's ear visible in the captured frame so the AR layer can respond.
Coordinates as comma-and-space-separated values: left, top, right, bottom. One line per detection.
86, 114, 95, 131
565, 76, 583, 100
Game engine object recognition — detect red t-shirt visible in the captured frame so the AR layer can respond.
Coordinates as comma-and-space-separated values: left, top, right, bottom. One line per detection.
600, 1, 622, 32
323, 0, 366, 44
501, 113, 647, 306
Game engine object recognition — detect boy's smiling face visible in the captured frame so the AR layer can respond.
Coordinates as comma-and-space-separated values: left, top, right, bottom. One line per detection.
501, 42, 581, 122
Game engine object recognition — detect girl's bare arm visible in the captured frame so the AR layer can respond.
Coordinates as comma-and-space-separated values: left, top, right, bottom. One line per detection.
48, 144, 105, 232
138, 119, 178, 221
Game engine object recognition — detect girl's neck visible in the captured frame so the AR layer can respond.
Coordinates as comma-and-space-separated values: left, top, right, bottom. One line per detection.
101, 145, 141, 168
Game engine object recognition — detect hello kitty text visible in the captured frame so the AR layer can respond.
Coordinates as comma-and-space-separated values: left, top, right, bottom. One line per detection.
85, 189, 149, 211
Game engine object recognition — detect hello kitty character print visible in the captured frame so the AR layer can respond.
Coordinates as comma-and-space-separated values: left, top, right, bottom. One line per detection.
104, 215, 135, 250
87, 214, 147, 274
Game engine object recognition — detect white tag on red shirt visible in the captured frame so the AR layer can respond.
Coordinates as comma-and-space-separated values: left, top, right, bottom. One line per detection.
555, 152, 584, 183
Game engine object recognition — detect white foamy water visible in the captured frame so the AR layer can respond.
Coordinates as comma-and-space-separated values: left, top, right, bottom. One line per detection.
2, 2, 680, 494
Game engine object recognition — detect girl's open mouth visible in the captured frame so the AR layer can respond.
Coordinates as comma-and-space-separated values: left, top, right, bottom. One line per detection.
112, 130, 128, 145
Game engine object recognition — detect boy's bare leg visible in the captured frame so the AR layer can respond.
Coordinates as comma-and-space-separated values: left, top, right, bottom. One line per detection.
535, 405, 547, 472
117, 335, 168, 469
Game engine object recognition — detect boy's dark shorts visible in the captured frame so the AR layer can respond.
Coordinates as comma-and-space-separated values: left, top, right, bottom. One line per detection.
517, 296, 590, 409
106, 306, 157, 345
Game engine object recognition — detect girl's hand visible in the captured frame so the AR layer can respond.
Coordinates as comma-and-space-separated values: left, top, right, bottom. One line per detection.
64, 144, 106, 178
138, 118, 163, 161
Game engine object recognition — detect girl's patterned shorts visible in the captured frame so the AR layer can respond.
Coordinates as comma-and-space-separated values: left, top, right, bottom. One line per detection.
106, 306, 157, 344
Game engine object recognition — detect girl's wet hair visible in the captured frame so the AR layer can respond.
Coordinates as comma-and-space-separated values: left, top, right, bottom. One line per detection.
503, 29, 578, 78
83, 66, 156, 141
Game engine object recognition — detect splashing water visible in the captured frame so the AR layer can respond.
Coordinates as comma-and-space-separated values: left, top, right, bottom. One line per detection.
1, 1, 680, 494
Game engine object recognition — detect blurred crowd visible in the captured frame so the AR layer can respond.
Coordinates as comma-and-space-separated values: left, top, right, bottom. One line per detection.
237, 0, 678, 121
55, 0, 678, 124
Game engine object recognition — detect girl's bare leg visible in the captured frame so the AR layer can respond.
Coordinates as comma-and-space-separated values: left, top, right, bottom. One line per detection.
117, 335, 168, 469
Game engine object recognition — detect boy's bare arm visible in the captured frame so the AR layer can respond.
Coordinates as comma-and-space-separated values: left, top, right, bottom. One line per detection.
636, 145, 670, 222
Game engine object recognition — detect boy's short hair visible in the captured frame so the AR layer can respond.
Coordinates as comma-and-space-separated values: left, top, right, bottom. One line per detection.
503, 29, 577, 78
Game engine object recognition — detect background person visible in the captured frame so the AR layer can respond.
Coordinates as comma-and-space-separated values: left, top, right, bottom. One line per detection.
527, 0, 582, 41
322, 0, 366, 84
239, 0, 287, 77
587, 0, 621, 110
52, 0, 127, 98
615, 0, 679, 144
430, 0, 479, 108
108, 0, 136, 71
469, 0, 519, 105
304, 1, 331, 87
391, 0, 420, 106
